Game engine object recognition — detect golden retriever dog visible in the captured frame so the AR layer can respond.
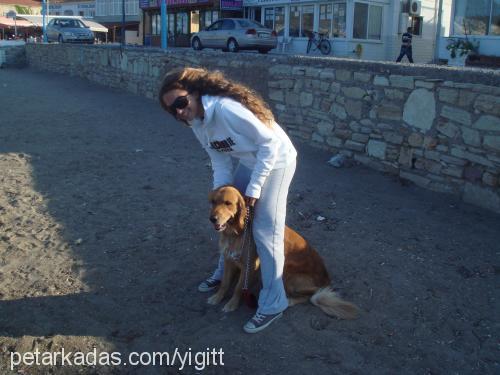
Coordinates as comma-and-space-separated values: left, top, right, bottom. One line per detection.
206, 185, 359, 319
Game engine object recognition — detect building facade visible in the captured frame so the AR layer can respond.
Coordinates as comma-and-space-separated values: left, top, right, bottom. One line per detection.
95, 0, 140, 43
242, 0, 447, 62
140, 0, 243, 47
437, 0, 500, 60
48, 0, 96, 17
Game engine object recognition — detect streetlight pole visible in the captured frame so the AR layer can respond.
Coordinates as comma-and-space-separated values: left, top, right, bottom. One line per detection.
121, 0, 125, 45
42, 0, 47, 42
161, 0, 167, 49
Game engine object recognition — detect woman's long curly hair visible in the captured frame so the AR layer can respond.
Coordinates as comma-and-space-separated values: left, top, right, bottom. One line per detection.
158, 67, 275, 127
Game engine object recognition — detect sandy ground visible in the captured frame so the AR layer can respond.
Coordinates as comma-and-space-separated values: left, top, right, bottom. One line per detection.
0, 68, 499, 375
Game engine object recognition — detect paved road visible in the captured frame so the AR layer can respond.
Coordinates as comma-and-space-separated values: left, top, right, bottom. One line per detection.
0, 68, 499, 375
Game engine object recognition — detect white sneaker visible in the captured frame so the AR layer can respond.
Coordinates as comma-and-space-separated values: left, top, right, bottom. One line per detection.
243, 312, 283, 334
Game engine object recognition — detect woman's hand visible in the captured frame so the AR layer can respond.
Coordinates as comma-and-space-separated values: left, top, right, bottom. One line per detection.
244, 196, 257, 207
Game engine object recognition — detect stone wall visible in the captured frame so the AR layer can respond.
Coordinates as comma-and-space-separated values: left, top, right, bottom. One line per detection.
0, 45, 26, 68
24, 44, 500, 213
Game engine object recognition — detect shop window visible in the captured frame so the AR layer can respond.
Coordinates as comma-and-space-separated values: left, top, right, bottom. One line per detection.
168, 14, 175, 38
191, 11, 200, 33
151, 13, 160, 36
177, 13, 188, 35
264, 7, 284, 35
453, 0, 500, 35
290, 6, 300, 37
301, 5, 314, 37
289, 5, 313, 37
319, 2, 346, 38
201, 10, 219, 29
264, 8, 274, 29
353, 2, 382, 40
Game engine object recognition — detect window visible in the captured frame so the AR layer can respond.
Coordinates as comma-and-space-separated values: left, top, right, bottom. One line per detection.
201, 11, 219, 30
289, 6, 300, 37
319, 2, 346, 37
168, 13, 174, 37
493, 0, 500, 35
176, 13, 188, 35
264, 7, 274, 29
263, 7, 284, 35
207, 21, 222, 31
353, 2, 382, 40
302, 5, 314, 37
289, 5, 314, 37
237, 19, 264, 28
453, 0, 500, 35
151, 13, 160, 36
221, 19, 235, 30
410, 16, 423, 35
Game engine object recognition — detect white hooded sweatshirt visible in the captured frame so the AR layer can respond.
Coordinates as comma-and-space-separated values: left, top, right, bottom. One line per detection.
190, 95, 297, 199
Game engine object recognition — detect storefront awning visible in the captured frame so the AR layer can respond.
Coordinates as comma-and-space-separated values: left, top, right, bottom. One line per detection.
0, 16, 33, 28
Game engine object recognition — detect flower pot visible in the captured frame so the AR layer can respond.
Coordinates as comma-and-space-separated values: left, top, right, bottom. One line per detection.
448, 50, 468, 66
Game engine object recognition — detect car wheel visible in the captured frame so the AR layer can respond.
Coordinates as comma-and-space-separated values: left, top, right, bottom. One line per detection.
227, 38, 239, 53
192, 37, 203, 51
58, 34, 63, 43
258, 49, 270, 54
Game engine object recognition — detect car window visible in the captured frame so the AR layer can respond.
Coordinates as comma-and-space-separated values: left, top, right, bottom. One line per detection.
207, 21, 222, 31
60, 20, 82, 28
221, 19, 235, 30
237, 19, 265, 28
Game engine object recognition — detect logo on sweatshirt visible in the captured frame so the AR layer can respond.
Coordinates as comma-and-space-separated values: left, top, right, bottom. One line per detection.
210, 137, 235, 153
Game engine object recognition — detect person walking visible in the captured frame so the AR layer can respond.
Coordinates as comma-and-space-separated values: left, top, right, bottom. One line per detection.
396, 27, 414, 63
158, 67, 297, 333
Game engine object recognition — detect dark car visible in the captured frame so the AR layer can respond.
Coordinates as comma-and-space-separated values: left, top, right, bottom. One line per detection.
47, 18, 94, 44
191, 18, 277, 54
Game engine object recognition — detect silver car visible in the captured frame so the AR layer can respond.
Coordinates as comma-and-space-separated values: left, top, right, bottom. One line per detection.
191, 18, 277, 54
47, 18, 94, 44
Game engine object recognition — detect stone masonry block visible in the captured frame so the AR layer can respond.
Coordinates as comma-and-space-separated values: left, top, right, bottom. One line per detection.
441, 106, 472, 126
390, 75, 414, 89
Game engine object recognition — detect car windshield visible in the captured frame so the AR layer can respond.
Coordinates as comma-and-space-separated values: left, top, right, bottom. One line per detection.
236, 19, 265, 29
59, 20, 85, 28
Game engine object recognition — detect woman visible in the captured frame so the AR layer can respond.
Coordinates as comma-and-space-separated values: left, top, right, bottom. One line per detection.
159, 67, 297, 333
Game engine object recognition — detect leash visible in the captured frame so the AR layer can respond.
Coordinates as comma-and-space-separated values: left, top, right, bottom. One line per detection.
241, 205, 258, 309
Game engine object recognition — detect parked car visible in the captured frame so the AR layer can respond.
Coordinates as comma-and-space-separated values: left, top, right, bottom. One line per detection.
191, 18, 277, 54
47, 18, 94, 44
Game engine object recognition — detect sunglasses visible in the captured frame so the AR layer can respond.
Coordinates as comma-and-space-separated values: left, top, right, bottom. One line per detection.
167, 95, 190, 115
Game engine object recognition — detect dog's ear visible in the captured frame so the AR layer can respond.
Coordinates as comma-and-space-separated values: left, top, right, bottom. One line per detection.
236, 192, 247, 232
208, 190, 215, 203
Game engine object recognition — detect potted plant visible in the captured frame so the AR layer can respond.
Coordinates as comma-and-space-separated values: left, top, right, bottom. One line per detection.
446, 38, 479, 66
353, 43, 363, 59
446, 20, 479, 66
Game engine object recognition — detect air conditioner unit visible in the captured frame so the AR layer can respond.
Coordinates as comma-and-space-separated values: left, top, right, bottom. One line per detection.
409, 0, 421, 16
399, 13, 410, 33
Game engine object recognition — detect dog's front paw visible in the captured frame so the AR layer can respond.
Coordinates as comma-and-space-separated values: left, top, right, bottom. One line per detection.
207, 293, 223, 305
222, 299, 240, 312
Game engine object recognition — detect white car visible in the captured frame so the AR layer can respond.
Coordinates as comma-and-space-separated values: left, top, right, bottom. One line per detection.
191, 18, 277, 54
47, 18, 94, 44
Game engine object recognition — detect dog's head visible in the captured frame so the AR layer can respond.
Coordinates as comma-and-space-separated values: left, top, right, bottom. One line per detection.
208, 186, 246, 234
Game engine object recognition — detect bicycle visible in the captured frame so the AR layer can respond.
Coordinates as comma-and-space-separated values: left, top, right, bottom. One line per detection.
306, 32, 331, 55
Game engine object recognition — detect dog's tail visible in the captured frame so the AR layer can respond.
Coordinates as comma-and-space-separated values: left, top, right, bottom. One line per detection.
310, 287, 359, 320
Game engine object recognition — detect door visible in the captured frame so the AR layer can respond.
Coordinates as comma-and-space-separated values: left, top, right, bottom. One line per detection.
203, 20, 222, 47
218, 19, 236, 48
